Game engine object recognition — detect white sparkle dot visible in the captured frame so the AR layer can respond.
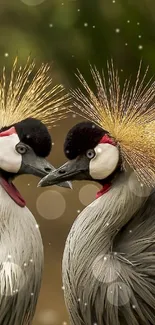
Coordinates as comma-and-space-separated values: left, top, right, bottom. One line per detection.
31, 292, 34, 296
119, 286, 122, 289
127, 20, 130, 23
36, 224, 39, 228
52, 142, 55, 145
137, 22, 140, 25
114, 252, 117, 256
129, 230, 132, 233
30, 259, 33, 263
28, 183, 30, 186
24, 263, 27, 267
8, 254, 11, 259
61, 286, 65, 290
121, 69, 123, 72
77, 209, 81, 213
84, 22, 88, 27
72, 114, 76, 118
4, 53, 9, 57
97, 147, 102, 153
49, 23, 53, 28
77, 8, 80, 11
138, 35, 142, 38
92, 124, 96, 128
61, 2, 64, 5
115, 28, 120, 33
125, 43, 128, 46
132, 304, 136, 309
78, 298, 81, 302
93, 25, 95, 28
106, 222, 109, 226
112, 0, 115, 3
84, 302, 87, 306
138, 45, 143, 50
16, 289, 18, 292
62, 322, 67, 325
140, 183, 144, 187
104, 256, 107, 261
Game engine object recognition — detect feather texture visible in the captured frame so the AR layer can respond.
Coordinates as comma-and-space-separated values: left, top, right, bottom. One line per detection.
0, 57, 69, 128
62, 169, 155, 325
0, 185, 43, 325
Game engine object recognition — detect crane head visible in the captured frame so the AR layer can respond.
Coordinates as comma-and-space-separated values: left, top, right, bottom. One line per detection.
39, 122, 122, 189
0, 117, 71, 207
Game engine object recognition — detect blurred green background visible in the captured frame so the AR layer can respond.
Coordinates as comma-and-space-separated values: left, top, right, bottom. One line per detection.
1, 0, 155, 83
0, 0, 155, 324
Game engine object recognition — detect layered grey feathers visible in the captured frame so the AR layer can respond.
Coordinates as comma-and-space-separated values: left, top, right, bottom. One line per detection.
62, 170, 155, 325
0, 186, 43, 325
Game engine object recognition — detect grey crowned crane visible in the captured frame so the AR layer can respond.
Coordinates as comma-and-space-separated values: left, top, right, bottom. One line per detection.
0, 58, 70, 325
39, 64, 155, 325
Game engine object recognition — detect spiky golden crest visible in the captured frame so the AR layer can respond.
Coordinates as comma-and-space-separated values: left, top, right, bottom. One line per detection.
71, 61, 155, 186
0, 57, 69, 128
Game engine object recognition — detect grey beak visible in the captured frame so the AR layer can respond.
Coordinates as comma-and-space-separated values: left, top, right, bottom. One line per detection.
20, 154, 72, 189
34, 160, 72, 189
48, 165, 72, 189
38, 157, 89, 187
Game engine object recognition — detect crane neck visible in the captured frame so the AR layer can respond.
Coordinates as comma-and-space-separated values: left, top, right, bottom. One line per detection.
83, 169, 151, 243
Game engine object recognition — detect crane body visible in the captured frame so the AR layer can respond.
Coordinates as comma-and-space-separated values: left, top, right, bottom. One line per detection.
0, 185, 43, 324
62, 170, 155, 325
39, 63, 155, 325
40, 149, 155, 325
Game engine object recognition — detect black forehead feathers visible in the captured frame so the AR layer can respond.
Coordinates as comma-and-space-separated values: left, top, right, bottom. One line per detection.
10, 118, 51, 157
64, 122, 106, 159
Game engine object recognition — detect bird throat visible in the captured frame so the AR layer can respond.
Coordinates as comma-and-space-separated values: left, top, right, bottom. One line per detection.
0, 176, 26, 207
96, 183, 111, 198
96, 165, 123, 198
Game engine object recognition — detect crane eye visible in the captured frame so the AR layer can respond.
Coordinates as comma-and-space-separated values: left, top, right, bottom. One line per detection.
16, 144, 27, 155
86, 149, 95, 159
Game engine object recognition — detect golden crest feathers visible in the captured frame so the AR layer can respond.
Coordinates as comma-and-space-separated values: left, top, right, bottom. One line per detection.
0, 57, 69, 128
71, 61, 155, 186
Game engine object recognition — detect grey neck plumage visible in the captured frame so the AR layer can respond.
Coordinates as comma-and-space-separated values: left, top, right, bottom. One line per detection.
62, 169, 152, 325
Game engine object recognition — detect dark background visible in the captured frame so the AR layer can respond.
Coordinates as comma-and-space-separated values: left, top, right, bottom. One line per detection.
0, 0, 155, 324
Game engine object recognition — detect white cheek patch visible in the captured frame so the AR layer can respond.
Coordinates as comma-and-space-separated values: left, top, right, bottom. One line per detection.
0, 133, 22, 173
89, 143, 119, 180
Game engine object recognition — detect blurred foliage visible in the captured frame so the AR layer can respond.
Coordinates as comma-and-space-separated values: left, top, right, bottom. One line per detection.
0, 0, 155, 90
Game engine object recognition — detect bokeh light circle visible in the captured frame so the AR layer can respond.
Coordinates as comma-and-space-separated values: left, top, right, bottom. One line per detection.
128, 171, 151, 198
107, 282, 131, 306
36, 190, 66, 220
92, 254, 121, 283
21, 0, 46, 6
37, 309, 59, 325
0, 262, 25, 296
79, 184, 100, 206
